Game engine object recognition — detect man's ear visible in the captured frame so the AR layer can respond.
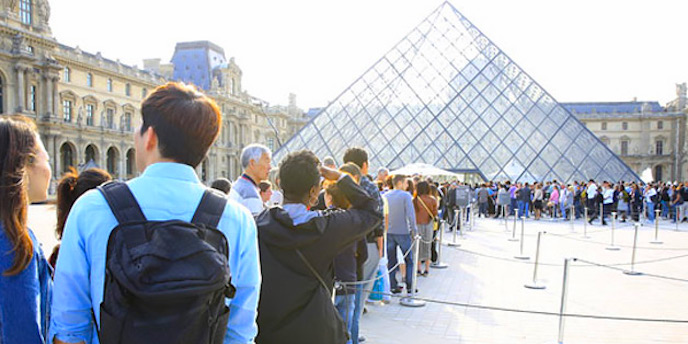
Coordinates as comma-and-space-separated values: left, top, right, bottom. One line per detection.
144, 126, 158, 152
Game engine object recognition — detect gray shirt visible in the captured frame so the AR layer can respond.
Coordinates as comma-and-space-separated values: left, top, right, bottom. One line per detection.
384, 189, 418, 236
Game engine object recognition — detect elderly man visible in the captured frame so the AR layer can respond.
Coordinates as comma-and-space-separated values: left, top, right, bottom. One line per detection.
230, 144, 272, 215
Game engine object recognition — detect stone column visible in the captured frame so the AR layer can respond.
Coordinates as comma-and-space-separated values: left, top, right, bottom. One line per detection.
43, 75, 52, 118
52, 77, 59, 120
15, 65, 26, 112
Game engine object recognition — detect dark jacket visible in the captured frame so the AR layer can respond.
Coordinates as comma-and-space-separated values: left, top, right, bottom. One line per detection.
255, 175, 382, 344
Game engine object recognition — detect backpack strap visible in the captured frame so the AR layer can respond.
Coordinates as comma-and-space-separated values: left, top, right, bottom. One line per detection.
191, 189, 228, 228
98, 182, 146, 224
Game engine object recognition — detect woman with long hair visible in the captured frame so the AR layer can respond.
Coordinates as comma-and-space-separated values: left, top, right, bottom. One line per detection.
412, 181, 437, 276
49, 167, 111, 268
0, 116, 53, 343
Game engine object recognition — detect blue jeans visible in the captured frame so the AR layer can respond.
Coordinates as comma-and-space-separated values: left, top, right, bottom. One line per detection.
387, 234, 413, 291
479, 202, 488, 217
334, 292, 355, 344
646, 202, 655, 221
661, 201, 669, 218
510, 198, 517, 215
517, 200, 529, 218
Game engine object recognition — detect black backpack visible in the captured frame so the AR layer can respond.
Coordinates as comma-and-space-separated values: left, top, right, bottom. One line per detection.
96, 182, 236, 344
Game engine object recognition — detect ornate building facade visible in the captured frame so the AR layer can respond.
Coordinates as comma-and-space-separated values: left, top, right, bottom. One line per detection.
0, 0, 307, 191
564, 84, 688, 182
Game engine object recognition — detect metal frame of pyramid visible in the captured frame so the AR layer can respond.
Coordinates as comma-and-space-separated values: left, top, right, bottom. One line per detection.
274, 1, 640, 183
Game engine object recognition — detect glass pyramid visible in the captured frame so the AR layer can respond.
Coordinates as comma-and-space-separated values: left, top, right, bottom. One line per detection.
274, 1, 639, 183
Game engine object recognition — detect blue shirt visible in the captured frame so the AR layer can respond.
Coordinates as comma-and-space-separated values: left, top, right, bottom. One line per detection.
50, 163, 261, 344
0, 228, 52, 344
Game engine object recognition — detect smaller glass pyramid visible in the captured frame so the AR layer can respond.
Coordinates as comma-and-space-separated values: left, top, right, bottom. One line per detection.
274, 1, 639, 183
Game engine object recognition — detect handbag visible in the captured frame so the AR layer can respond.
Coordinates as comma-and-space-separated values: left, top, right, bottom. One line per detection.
418, 196, 439, 231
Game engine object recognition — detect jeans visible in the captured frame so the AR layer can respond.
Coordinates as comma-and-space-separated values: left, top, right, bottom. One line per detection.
387, 234, 413, 291
646, 202, 655, 221
352, 243, 379, 344
334, 292, 356, 344
517, 200, 529, 218
510, 198, 517, 215
661, 201, 669, 218
479, 202, 488, 217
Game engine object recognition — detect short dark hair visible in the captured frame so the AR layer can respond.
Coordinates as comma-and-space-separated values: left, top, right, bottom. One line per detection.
279, 150, 320, 201
342, 147, 368, 169
392, 174, 406, 186
210, 178, 232, 194
259, 181, 272, 193
140, 82, 221, 167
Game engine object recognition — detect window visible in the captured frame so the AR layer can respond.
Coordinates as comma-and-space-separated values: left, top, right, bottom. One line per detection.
29, 85, 36, 112
621, 140, 629, 156
86, 104, 94, 126
87, 73, 93, 87
106, 108, 114, 128
657, 121, 664, 130
601, 122, 607, 130
107, 78, 113, 92
62, 100, 72, 122
125, 83, 131, 97
124, 112, 132, 131
142, 88, 147, 99
655, 166, 663, 182
656, 140, 664, 155
20, 0, 31, 25
26, 46, 33, 54
622, 122, 628, 130
63, 67, 70, 82
267, 137, 275, 151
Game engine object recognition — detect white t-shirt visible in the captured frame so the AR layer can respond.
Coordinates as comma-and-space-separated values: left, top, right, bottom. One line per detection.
587, 184, 598, 199
603, 188, 614, 204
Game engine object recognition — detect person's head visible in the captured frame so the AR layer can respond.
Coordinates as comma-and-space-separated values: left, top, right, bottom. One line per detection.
392, 174, 406, 190
406, 178, 415, 195
322, 156, 336, 169
342, 147, 369, 175
241, 144, 272, 183
0, 116, 51, 276
324, 183, 351, 209
416, 181, 430, 197
136, 82, 221, 171
56, 167, 111, 240
279, 150, 321, 207
210, 177, 232, 195
386, 175, 395, 190
339, 162, 362, 184
377, 167, 389, 182
259, 181, 273, 203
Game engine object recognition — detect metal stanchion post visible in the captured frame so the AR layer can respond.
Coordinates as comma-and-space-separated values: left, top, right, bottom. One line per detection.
569, 205, 575, 232
624, 223, 643, 276
557, 258, 571, 344
606, 212, 620, 251
582, 207, 590, 239
401, 235, 426, 307
432, 220, 449, 269
448, 209, 460, 247
525, 231, 546, 289
651, 209, 663, 244
508, 210, 519, 241
514, 217, 530, 260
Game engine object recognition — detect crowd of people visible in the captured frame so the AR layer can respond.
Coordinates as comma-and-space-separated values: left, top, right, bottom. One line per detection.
1, 81, 680, 344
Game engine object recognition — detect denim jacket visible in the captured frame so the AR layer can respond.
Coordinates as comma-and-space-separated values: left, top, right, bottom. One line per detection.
0, 225, 53, 344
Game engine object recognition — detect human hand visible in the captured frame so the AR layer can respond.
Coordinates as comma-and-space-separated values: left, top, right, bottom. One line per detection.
320, 165, 342, 181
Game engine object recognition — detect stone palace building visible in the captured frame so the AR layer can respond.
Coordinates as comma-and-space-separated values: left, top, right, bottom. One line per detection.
0, 0, 308, 191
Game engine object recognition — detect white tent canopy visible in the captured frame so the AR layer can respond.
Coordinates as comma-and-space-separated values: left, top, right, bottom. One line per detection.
389, 163, 459, 178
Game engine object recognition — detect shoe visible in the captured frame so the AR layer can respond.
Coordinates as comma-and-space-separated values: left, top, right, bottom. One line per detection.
359, 336, 366, 343
391, 287, 403, 294
422, 271, 429, 277
602, 222, 608, 226
417, 270, 422, 275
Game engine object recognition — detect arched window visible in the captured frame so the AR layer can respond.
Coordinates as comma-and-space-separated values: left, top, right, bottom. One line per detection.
0, 76, 5, 114
655, 165, 663, 182
60, 143, 75, 173
126, 149, 136, 178
85, 144, 98, 165
106, 147, 120, 176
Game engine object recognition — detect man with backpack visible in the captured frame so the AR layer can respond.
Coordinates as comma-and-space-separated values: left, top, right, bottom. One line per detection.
50, 82, 261, 344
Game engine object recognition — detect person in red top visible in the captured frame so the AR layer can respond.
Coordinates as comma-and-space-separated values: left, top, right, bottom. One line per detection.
413, 181, 438, 276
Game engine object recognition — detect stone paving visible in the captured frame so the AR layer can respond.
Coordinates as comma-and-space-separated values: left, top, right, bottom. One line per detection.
28, 204, 688, 343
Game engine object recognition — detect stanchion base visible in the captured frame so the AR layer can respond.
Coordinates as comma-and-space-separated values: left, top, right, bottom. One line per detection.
431, 262, 449, 269
400, 298, 426, 307
507, 238, 519, 242
650, 240, 664, 245
623, 270, 643, 276
514, 255, 530, 260
605, 246, 621, 251
447, 242, 461, 247
524, 283, 546, 290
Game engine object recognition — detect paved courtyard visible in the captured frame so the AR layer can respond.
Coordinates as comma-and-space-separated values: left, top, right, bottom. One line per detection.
29, 205, 688, 343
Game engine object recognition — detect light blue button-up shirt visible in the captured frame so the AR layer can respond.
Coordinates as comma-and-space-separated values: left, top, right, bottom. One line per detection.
50, 162, 261, 344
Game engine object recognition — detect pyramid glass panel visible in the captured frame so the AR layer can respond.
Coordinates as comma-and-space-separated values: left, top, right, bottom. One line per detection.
274, 1, 639, 182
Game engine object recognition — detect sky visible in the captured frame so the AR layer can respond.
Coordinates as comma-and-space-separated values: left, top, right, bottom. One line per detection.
51, 0, 688, 110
